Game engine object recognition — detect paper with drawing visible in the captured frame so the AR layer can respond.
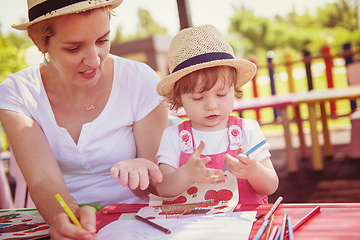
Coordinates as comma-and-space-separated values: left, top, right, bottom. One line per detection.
137, 170, 239, 219
0, 211, 49, 239
97, 171, 257, 240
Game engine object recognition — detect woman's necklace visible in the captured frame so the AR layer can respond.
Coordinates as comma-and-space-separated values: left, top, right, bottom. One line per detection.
53, 71, 100, 111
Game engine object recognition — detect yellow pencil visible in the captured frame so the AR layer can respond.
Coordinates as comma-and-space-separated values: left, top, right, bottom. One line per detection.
264, 214, 275, 240
55, 193, 83, 229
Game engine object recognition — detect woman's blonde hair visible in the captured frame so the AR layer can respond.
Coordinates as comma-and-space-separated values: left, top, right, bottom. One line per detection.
166, 66, 243, 111
27, 7, 113, 53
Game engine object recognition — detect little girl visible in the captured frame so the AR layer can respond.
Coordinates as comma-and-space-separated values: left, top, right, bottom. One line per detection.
155, 24, 279, 204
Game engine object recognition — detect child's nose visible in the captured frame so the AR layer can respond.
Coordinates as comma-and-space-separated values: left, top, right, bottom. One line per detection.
205, 99, 217, 110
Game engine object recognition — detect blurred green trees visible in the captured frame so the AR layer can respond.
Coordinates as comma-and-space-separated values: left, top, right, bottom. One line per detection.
0, 0, 359, 82
112, 8, 168, 44
0, 31, 31, 82
228, 0, 359, 63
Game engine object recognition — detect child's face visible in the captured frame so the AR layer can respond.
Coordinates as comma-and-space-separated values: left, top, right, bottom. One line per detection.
181, 78, 234, 131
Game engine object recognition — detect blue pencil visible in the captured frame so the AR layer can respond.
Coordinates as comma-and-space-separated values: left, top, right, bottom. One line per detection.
245, 139, 268, 156
252, 219, 269, 240
287, 217, 294, 240
223, 139, 268, 172
274, 226, 282, 240
279, 214, 287, 240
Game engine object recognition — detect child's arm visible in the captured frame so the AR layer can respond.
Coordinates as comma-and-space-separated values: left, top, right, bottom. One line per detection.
156, 141, 225, 197
223, 146, 279, 196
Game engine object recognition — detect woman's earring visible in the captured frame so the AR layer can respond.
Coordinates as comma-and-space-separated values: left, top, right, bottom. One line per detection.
43, 53, 48, 66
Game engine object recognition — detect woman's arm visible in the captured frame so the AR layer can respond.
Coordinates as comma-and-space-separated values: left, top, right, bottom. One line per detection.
110, 102, 168, 199
0, 109, 96, 240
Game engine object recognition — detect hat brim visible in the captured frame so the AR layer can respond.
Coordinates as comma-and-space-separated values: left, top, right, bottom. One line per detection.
12, 0, 123, 30
157, 59, 257, 97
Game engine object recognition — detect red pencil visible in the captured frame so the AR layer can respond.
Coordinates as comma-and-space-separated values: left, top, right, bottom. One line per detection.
292, 206, 321, 232
102, 209, 139, 214
285, 206, 321, 239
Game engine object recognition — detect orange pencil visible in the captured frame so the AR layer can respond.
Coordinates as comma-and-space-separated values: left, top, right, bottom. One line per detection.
264, 214, 275, 240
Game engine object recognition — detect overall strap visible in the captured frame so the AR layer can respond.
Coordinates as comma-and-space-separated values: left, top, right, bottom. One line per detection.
178, 120, 194, 153
228, 115, 243, 146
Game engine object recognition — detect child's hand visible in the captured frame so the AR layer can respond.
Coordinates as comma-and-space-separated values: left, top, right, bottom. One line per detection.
223, 146, 259, 180
182, 140, 225, 184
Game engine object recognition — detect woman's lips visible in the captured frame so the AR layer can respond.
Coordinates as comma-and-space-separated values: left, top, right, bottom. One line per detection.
80, 68, 97, 79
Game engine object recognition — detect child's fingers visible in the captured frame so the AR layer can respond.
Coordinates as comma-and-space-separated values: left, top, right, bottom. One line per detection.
238, 156, 251, 165
237, 146, 251, 164
193, 140, 206, 158
198, 156, 211, 166
237, 146, 245, 155
211, 176, 226, 184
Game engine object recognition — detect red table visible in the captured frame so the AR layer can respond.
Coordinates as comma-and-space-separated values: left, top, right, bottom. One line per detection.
96, 203, 360, 239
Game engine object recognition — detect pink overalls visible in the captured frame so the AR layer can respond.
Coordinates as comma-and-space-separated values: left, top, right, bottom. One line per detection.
178, 115, 268, 204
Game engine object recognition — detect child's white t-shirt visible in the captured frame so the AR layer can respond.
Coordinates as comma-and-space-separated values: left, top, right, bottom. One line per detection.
157, 118, 271, 169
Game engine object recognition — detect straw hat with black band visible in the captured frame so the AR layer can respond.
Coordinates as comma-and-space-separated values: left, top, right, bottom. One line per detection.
156, 24, 257, 97
12, 0, 123, 31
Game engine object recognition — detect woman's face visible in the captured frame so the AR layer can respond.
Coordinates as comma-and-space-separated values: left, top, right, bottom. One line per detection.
46, 8, 111, 89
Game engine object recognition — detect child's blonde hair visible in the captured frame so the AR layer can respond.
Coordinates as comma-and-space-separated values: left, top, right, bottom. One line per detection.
166, 66, 243, 111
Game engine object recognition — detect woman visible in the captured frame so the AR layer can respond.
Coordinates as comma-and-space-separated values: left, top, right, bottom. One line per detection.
0, 0, 167, 239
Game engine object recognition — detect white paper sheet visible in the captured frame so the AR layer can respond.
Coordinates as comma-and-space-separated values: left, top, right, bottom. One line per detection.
98, 211, 256, 240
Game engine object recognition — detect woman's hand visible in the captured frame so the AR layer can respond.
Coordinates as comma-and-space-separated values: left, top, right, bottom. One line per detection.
110, 158, 163, 190
223, 146, 259, 180
48, 205, 97, 240
182, 141, 225, 184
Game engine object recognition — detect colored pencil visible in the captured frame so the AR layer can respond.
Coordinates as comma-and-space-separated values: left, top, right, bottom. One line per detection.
279, 214, 287, 240
245, 139, 268, 156
254, 214, 264, 222
292, 206, 320, 232
252, 219, 269, 240
223, 139, 268, 172
268, 226, 279, 240
102, 209, 139, 214
274, 226, 282, 240
264, 196, 283, 220
135, 215, 171, 234
55, 193, 83, 229
264, 214, 275, 240
284, 205, 321, 239
287, 216, 294, 240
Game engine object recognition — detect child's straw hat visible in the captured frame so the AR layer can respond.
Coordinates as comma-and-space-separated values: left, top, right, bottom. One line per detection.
12, 0, 123, 30
157, 24, 257, 97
